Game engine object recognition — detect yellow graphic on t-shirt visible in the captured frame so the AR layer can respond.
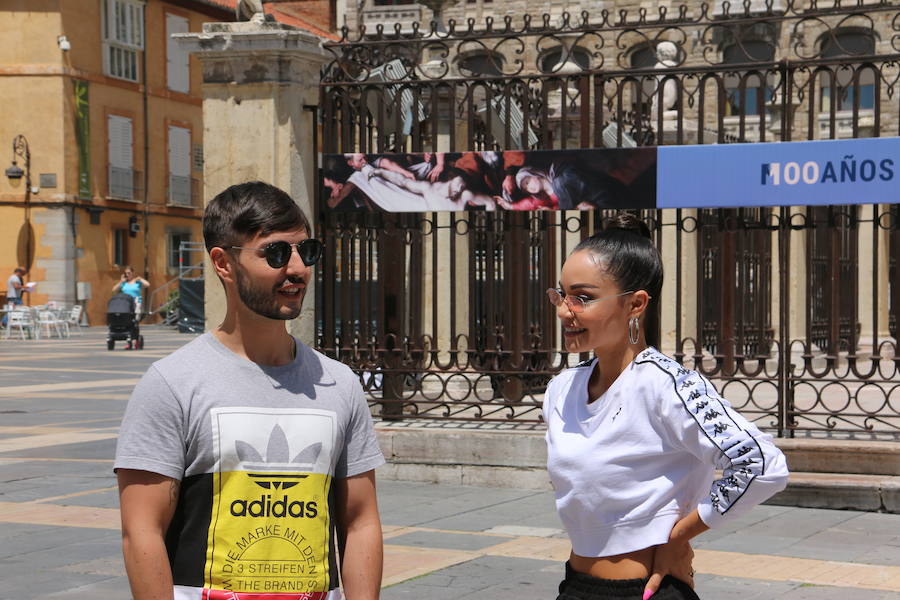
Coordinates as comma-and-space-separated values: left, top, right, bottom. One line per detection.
205, 470, 331, 595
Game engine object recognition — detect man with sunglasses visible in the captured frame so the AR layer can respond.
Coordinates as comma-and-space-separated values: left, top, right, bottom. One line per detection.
115, 181, 385, 600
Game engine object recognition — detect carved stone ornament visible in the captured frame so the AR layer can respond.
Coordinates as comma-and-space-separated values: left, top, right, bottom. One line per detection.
236, 0, 275, 21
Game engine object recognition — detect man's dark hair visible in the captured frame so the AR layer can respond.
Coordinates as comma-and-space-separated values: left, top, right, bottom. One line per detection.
203, 181, 311, 252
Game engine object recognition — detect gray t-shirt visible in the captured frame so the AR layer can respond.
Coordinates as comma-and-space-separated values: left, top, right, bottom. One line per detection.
115, 333, 384, 599
7, 274, 21, 300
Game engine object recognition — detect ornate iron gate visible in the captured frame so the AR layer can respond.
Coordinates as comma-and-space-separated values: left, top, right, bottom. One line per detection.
318, 1, 900, 436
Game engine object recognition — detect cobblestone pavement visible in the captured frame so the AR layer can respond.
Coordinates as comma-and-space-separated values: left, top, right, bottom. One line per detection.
1, 327, 899, 599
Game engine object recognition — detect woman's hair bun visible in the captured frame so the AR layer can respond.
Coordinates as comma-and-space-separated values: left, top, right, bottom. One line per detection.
600, 213, 652, 240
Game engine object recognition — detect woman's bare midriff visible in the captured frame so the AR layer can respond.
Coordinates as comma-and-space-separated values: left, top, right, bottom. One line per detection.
569, 547, 656, 580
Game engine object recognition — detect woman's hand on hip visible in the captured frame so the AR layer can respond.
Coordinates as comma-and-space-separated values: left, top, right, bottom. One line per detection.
644, 511, 708, 598
643, 538, 694, 598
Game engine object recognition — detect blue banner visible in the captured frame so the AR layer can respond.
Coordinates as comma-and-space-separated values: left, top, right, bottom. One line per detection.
657, 137, 900, 209
322, 137, 900, 212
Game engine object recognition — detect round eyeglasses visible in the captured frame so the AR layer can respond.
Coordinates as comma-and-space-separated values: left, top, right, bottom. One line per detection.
230, 239, 325, 269
546, 287, 635, 313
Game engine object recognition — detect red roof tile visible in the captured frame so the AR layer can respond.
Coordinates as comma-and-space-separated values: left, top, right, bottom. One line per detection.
187, 0, 337, 40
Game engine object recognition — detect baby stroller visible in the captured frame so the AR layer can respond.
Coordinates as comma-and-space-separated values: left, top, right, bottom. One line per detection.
106, 293, 144, 350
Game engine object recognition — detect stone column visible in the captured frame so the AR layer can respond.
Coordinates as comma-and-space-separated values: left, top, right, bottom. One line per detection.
176, 19, 328, 346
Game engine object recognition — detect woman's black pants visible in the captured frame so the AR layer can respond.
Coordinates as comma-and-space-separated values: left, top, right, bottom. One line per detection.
556, 562, 701, 600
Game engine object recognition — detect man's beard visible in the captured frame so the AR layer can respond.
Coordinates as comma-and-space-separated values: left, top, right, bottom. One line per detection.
235, 267, 304, 320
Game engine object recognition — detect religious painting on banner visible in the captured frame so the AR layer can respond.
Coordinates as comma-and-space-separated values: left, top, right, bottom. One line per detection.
320, 148, 658, 212
320, 138, 900, 213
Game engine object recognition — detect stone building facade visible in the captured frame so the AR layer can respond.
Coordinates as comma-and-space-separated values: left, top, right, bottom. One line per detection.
329, 0, 898, 362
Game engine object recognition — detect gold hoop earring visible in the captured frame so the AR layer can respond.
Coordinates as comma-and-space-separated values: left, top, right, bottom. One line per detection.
628, 317, 640, 345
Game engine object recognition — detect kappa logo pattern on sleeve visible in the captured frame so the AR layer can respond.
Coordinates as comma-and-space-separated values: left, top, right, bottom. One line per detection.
172, 408, 341, 600
635, 349, 768, 517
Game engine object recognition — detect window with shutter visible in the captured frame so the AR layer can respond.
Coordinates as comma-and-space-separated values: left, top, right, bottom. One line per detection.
103, 0, 144, 82
166, 13, 190, 93
113, 229, 129, 265
168, 126, 192, 205
108, 115, 134, 200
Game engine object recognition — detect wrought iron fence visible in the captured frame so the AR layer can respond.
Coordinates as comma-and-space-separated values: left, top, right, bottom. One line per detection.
317, 0, 900, 437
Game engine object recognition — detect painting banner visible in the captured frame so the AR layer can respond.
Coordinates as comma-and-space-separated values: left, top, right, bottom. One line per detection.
321, 137, 899, 212
321, 148, 657, 212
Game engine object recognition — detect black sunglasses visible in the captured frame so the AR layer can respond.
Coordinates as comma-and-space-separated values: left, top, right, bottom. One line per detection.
230, 239, 325, 268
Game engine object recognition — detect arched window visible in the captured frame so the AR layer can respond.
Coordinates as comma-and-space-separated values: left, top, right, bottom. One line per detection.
630, 45, 656, 69
458, 52, 504, 77
539, 47, 590, 73
721, 31, 776, 116
819, 30, 876, 111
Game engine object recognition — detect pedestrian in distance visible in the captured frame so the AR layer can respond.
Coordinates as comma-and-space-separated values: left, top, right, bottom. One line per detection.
115, 181, 385, 600
111, 265, 149, 315
3, 267, 29, 326
544, 213, 789, 600
6, 266, 29, 306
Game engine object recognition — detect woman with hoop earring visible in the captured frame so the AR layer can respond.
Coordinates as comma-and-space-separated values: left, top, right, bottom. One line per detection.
543, 213, 789, 600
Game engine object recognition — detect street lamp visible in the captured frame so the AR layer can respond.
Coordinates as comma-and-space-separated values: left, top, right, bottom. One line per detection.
5, 135, 30, 188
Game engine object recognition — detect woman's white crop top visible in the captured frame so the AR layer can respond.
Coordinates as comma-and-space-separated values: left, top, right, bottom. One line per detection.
543, 348, 789, 558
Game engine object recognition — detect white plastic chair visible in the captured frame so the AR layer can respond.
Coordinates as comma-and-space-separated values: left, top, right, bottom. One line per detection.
64, 305, 83, 334
5, 308, 36, 340
37, 311, 66, 338
49, 305, 70, 337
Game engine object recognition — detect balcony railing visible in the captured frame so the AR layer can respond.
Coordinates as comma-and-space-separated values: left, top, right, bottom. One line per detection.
108, 166, 142, 201
168, 175, 200, 207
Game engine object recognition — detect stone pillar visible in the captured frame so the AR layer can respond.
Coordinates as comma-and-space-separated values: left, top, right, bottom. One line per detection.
176, 19, 328, 346
31, 206, 77, 307
857, 205, 893, 349
659, 208, 697, 356
788, 212, 808, 349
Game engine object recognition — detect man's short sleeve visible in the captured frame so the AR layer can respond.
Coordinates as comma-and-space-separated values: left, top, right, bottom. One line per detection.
334, 379, 385, 479
114, 365, 186, 480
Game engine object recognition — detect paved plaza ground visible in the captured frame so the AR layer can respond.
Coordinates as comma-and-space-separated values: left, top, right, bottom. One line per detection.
1, 326, 900, 599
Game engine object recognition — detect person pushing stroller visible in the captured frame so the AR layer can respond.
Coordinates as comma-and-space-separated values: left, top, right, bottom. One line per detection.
108, 266, 148, 350
111, 266, 149, 316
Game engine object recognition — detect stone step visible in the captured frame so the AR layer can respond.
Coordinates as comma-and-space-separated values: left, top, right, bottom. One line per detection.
768, 471, 900, 513
375, 426, 900, 512
777, 439, 900, 476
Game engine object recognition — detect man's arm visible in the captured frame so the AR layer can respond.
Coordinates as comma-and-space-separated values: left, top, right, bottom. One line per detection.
334, 470, 382, 600
118, 469, 179, 600
328, 181, 358, 209
375, 157, 415, 180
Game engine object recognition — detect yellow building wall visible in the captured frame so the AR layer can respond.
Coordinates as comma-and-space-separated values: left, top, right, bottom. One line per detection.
0, 205, 28, 304
75, 208, 202, 325
0, 1, 63, 65
1, 0, 212, 326
0, 206, 55, 307
60, 0, 104, 76
0, 75, 68, 202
